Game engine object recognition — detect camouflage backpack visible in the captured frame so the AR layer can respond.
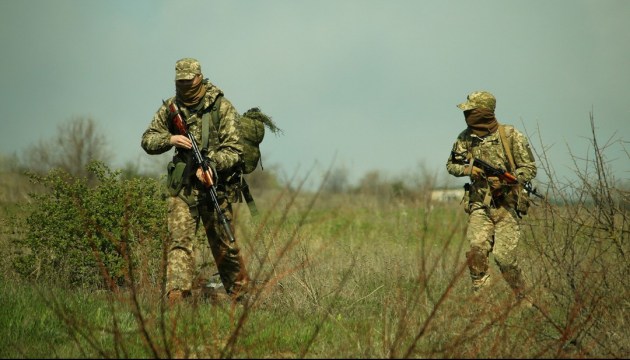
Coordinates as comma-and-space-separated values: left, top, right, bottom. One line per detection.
208, 96, 281, 215
209, 96, 282, 174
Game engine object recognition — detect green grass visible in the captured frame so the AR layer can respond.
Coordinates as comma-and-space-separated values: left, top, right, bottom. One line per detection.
0, 280, 71, 358
1, 187, 628, 358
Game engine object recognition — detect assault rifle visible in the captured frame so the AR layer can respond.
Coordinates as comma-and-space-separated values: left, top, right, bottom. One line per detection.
164, 99, 236, 243
450, 151, 544, 199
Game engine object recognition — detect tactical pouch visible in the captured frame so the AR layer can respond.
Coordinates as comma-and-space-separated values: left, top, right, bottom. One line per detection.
515, 185, 531, 216
166, 160, 188, 197
219, 170, 242, 204
463, 183, 472, 214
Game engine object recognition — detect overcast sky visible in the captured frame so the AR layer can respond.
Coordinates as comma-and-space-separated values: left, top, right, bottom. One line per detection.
1, 0, 628, 189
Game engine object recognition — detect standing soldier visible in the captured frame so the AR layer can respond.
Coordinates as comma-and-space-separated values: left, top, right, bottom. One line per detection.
141, 58, 249, 305
446, 91, 537, 304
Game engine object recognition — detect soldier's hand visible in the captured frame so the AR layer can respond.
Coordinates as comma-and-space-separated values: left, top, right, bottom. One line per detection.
170, 135, 192, 149
196, 167, 214, 186
487, 176, 502, 190
464, 165, 484, 180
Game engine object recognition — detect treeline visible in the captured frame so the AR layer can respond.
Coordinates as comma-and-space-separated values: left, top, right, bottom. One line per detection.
0, 114, 628, 358
0, 117, 447, 205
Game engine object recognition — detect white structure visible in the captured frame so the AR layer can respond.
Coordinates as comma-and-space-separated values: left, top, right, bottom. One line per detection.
430, 188, 465, 203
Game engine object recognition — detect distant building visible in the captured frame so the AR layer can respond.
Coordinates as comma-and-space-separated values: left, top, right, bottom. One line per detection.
430, 188, 465, 203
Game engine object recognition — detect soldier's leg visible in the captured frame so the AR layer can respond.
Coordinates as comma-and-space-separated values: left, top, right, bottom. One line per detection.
202, 199, 250, 298
466, 208, 494, 291
166, 196, 197, 300
492, 206, 526, 296
192, 231, 217, 289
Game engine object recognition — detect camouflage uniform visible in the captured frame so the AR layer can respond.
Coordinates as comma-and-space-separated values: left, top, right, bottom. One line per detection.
141, 58, 249, 300
446, 91, 537, 297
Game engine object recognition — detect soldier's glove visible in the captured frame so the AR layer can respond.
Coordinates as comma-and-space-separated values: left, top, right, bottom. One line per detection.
514, 169, 527, 183
204, 158, 217, 178
196, 159, 218, 186
464, 165, 484, 181
487, 176, 502, 191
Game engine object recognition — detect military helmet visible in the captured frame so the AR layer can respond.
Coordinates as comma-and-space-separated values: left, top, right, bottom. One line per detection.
457, 91, 496, 112
175, 58, 202, 81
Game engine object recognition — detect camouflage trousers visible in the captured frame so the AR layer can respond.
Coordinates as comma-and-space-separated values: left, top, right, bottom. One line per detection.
465, 203, 525, 292
166, 193, 249, 296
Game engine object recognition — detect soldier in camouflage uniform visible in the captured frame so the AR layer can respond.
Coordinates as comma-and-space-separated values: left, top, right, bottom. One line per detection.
141, 58, 250, 305
446, 91, 537, 303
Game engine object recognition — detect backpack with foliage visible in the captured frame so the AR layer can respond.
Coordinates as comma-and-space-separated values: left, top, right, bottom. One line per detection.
237, 107, 282, 174
210, 96, 282, 214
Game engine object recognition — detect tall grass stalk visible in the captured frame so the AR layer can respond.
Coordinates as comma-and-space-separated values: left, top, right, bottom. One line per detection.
0, 115, 628, 358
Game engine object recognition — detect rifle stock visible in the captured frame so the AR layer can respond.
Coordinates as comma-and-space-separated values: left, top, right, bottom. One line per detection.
164, 99, 236, 243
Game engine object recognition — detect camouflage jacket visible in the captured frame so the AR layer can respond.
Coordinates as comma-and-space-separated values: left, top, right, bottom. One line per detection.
446, 124, 537, 208
141, 81, 243, 186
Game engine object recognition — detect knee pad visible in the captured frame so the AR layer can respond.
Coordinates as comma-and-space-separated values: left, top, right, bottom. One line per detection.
498, 264, 525, 291
466, 247, 488, 277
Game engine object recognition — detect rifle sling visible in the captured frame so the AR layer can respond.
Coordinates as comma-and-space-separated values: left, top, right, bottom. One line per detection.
203, 95, 222, 153
240, 178, 259, 216
498, 125, 516, 173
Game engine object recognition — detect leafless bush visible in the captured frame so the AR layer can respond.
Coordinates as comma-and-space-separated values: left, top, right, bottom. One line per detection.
520, 112, 629, 357
22, 117, 112, 182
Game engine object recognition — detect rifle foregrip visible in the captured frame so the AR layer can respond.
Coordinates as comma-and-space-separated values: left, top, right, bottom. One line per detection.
201, 169, 214, 186
503, 172, 518, 183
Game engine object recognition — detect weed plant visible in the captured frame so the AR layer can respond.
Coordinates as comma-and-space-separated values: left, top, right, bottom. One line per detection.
0, 116, 627, 358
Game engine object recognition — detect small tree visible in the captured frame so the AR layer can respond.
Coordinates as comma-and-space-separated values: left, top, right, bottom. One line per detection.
23, 117, 112, 182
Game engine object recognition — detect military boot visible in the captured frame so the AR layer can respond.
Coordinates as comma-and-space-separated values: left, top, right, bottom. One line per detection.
499, 264, 534, 308
167, 289, 191, 307
471, 273, 491, 293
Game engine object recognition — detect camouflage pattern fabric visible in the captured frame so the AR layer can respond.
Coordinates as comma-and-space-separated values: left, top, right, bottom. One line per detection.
457, 90, 497, 112
141, 81, 243, 172
193, 233, 216, 283
175, 57, 202, 81
141, 76, 249, 297
166, 194, 249, 295
446, 125, 536, 207
446, 102, 536, 293
467, 206, 521, 271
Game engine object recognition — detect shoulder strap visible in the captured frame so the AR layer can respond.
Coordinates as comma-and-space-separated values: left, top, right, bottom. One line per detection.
464, 129, 473, 160
210, 95, 222, 131
240, 177, 259, 217
498, 125, 516, 172
201, 95, 223, 153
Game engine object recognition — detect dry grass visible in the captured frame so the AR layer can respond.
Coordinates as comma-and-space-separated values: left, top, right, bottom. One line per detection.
0, 114, 628, 358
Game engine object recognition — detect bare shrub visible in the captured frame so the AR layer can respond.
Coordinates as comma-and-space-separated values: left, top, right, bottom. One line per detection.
3, 114, 628, 358
520, 112, 629, 357
22, 117, 112, 182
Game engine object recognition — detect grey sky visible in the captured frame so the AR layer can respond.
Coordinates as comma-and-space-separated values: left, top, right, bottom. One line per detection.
1, 0, 628, 189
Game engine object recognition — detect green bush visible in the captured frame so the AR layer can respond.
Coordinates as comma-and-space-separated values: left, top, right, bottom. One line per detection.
14, 161, 168, 289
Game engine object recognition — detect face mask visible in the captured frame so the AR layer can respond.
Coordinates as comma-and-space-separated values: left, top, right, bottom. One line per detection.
176, 75, 206, 106
464, 108, 498, 137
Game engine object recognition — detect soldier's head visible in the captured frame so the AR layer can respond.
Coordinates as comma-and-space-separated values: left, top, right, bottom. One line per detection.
175, 57, 202, 82
175, 58, 205, 106
457, 91, 496, 113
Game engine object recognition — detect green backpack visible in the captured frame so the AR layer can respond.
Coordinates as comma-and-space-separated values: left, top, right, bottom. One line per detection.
208, 96, 282, 214
209, 96, 282, 174
237, 107, 282, 174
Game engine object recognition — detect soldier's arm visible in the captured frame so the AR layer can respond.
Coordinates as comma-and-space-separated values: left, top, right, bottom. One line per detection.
446, 132, 470, 177
511, 129, 537, 182
209, 97, 243, 172
141, 103, 174, 155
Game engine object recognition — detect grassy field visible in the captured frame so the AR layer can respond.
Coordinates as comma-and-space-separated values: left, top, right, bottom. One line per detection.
1, 179, 628, 358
